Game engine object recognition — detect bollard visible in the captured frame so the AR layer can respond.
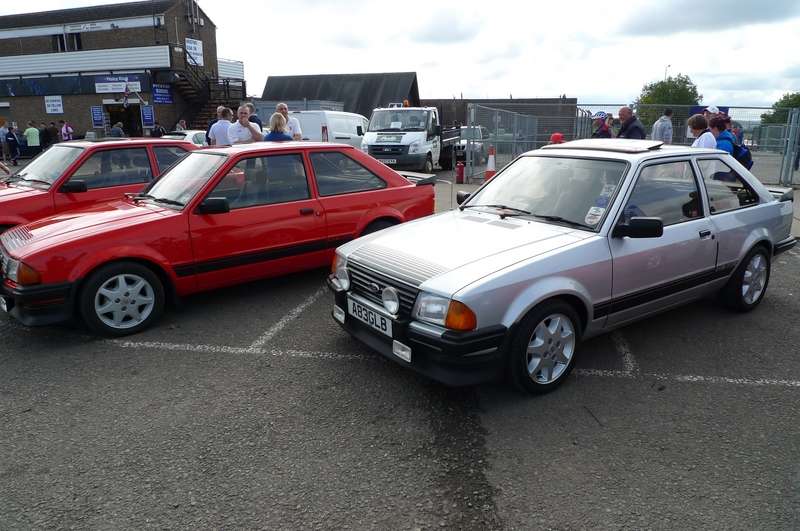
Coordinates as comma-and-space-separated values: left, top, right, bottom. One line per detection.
455, 161, 464, 184
484, 145, 497, 181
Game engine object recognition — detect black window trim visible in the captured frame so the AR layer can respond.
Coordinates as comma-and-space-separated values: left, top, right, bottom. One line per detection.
204, 151, 312, 211
614, 157, 705, 229
309, 149, 388, 198
695, 156, 761, 215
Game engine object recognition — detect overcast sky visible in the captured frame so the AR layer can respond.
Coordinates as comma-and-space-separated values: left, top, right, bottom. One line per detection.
3, 0, 799, 106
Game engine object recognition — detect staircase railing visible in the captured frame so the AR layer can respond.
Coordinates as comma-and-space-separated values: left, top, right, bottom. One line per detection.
173, 53, 248, 129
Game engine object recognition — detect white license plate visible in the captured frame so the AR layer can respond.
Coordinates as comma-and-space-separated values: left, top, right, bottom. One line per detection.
348, 297, 393, 337
379, 159, 397, 165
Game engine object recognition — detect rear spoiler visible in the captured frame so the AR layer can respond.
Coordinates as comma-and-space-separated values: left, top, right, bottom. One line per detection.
397, 171, 437, 186
765, 185, 794, 202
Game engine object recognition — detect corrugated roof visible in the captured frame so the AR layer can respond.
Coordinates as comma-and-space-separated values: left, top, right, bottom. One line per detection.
0, 0, 209, 30
262, 72, 420, 119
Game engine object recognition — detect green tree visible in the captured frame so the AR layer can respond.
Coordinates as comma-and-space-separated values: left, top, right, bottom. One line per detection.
634, 74, 702, 130
760, 92, 800, 124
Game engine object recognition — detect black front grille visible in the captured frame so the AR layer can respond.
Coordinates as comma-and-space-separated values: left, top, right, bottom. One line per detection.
348, 261, 419, 318
368, 144, 408, 157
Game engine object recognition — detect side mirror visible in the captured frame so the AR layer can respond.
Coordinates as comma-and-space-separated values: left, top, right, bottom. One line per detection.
59, 180, 87, 193
356, 125, 364, 136
196, 197, 230, 215
613, 217, 663, 238
456, 191, 470, 205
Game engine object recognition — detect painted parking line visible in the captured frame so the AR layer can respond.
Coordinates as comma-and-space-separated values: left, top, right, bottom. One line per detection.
247, 285, 327, 349
610, 331, 639, 375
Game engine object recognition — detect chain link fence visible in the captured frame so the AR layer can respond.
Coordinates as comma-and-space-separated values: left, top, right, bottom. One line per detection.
462, 102, 800, 186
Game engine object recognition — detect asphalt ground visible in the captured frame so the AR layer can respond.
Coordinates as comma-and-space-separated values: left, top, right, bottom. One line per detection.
1, 177, 800, 529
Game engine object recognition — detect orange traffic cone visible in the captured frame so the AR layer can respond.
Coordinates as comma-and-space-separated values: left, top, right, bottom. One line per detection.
484, 145, 496, 181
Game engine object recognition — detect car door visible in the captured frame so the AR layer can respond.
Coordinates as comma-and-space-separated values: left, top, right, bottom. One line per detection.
188, 151, 327, 291
308, 150, 388, 243
607, 159, 717, 326
695, 157, 762, 272
53, 146, 156, 213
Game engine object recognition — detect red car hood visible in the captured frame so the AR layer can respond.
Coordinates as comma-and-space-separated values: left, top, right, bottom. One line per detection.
2, 200, 176, 257
0, 182, 47, 201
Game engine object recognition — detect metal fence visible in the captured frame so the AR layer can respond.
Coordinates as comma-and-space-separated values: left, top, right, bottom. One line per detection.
462, 102, 800, 186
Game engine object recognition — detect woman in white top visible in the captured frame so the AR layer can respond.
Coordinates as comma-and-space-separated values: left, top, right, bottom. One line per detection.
688, 114, 716, 149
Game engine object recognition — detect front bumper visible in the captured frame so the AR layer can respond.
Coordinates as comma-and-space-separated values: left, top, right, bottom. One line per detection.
774, 237, 797, 256
372, 152, 428, 169
330, 284, 508, 386
1, 280, 76, 326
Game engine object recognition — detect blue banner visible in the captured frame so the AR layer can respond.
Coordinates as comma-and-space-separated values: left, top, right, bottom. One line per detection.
140, 105, 155, 127
90, 106, 104, 128
152, 83, 173, 104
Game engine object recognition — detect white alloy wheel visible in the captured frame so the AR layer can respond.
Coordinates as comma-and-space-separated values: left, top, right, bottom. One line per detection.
525, 313, 576, 384
94, 273, 156, 330
741, 253, 768, 305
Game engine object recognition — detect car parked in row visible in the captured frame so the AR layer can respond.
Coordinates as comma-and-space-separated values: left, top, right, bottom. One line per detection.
162, 129, 208, 146
0, 142, 435, 335
0, 138, 196, 232
328, 139, 795, 394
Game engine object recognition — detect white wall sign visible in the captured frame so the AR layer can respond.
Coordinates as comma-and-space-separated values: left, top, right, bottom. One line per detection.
44, 95, 63, 114
185, 38, 204, 66
64, 21, 111, 33
94, 75, 142, 94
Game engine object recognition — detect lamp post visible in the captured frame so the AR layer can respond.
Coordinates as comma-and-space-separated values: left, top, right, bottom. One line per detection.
664, 64, 671, 81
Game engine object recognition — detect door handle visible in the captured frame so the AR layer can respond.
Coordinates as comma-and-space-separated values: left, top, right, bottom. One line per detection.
699, 229, 713, 239
334, 136, 349, 140
299, 208, 315, 216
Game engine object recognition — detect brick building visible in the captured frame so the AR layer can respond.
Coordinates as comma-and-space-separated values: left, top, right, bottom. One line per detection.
0, 0, 244, 137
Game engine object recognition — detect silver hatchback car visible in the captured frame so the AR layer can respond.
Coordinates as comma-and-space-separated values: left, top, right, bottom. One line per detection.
328, 139, 796, 394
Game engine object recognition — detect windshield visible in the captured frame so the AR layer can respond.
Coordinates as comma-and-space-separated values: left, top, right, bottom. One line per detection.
8, 145, 84, 187
465, 156, 627, 230
144, 152, 226, 207
460, 127, 483, 140
368, 110, 430, 132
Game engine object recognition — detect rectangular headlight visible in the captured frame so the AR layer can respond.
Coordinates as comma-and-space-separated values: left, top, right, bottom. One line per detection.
4, 258, 19, 283
413, 292, 450, 326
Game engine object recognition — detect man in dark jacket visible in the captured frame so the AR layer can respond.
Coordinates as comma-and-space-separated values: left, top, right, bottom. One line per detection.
617, 107, 646, 139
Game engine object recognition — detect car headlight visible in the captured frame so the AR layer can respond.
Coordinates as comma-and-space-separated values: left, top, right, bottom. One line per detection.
360, 142, 369, 153
414, 292, 477, 331
330, 253, 350, 291
408, 140, 422, 154
4, 259, 41, 286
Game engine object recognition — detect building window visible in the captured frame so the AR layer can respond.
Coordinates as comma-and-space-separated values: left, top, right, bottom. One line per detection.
51, 33, 82, 52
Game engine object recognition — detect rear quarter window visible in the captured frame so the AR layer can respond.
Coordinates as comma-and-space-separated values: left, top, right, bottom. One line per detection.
310, 151, 387, 196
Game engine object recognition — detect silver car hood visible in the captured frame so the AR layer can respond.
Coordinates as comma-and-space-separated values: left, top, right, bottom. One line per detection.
343, 209, 591, 293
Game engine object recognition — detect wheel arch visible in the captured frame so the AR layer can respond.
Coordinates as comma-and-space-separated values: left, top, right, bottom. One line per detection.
74, 257, 179, 310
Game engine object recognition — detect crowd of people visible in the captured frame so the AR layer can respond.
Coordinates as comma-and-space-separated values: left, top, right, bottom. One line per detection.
0, 120, 73, 166
206, 101, 302, 146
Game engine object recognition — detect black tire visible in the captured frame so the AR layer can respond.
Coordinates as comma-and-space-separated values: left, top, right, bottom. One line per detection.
79, 261, 165, 336
361, 219, 397, 236
421, 155, 433, 174
509, 300, 581, 395
721, 245, 771, 312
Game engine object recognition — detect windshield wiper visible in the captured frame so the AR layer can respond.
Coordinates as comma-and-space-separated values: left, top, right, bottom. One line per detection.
531, 214, 594, 230
460, 204, 532, 217
15, 176, 52, 186
1, 175, 22, 183
152, 197, 184, 207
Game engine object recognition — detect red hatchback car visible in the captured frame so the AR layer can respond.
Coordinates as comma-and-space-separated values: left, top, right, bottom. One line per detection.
0, 142, 434, 335
0, 138, 196, 231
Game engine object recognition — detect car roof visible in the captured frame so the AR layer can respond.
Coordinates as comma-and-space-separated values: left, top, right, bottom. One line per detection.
532, 139, 725, 161
200, 141, 353, 156
63, 137, 195, 147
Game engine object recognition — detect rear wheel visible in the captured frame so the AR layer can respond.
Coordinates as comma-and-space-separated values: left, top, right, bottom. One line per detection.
362, 219, 398, 236
721, 246, 771, 312
509, 300, 581, 394
79, 262, 165, 336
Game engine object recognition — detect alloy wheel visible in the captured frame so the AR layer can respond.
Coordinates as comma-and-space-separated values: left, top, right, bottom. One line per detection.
526, 313, 576, 384
94, 273, 155, 330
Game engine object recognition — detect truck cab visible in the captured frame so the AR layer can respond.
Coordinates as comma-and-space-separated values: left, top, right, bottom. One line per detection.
361, 106, 443, 172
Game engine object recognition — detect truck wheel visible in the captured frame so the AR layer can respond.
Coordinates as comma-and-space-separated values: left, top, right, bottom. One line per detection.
509, 300, 581, 394
422, 155, 433, 174
79, 261, 165, 336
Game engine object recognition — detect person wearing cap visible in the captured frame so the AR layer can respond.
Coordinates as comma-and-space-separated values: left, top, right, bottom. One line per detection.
549, 132, 565, 144
616, 107, 646, 139
703, 105, 720, 122
651, 108, 673, 143
591, 112, 611, 138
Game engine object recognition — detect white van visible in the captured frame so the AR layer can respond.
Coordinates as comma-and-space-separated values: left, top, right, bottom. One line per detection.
290, 111, 369, 149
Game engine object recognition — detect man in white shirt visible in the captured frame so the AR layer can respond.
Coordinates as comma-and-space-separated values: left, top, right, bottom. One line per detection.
209, 107, 234, 146
228, 105, 263, 144
276, 102, 302, 141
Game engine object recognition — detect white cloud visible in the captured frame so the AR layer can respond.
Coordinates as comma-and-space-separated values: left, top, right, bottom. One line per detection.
1, 0, 798, 107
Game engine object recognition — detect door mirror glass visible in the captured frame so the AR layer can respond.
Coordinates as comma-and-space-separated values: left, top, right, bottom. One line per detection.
456, 190, 470, 205
196, 197, 230, 215
356, 125, 364, 136
613, 217, 663, 238
59, 179, 88, 193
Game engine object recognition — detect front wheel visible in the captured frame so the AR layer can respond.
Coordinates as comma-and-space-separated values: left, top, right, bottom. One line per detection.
421, 155, 433, 174
721, 246, 771, 312
79, 262, 165, 336
509, 301, 581, 394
